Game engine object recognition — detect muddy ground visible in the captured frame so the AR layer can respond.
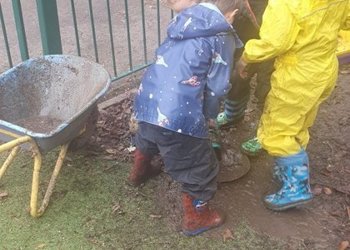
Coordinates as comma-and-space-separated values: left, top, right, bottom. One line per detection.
87, 64, 350, 249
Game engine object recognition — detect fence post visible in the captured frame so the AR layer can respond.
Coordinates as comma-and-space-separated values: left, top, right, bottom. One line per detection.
12, 0, 29, 61
36, 0, 62, 55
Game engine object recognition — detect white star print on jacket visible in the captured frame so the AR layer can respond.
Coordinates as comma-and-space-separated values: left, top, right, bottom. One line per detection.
156, 107, 170, 126
183, 17, 192, 31
155, 55, 169, 67
213, 53, 228, 65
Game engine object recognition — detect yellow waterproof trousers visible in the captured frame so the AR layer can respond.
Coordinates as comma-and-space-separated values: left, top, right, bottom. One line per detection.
257, 59, 338, 156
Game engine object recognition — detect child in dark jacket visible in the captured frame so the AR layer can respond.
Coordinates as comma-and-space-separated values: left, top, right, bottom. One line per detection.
129, 0, 242, 236
215, 0, 274, 156
216, 0, 274, 127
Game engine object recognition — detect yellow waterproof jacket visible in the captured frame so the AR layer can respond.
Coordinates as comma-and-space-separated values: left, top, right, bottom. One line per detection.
243, 0, 350, 73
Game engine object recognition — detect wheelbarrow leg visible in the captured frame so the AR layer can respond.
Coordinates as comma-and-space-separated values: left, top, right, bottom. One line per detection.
30, 145, 43, 217
33, 143, 69, 217
0, 130, 69, 217
0, 134, 32, 179
0, 146, 20, 179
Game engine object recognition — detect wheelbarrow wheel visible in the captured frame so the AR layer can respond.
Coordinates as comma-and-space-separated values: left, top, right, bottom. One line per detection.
69, 105, 99, 151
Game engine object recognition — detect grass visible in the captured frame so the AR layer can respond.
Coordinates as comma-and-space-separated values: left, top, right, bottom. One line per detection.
0, 149, 283, 249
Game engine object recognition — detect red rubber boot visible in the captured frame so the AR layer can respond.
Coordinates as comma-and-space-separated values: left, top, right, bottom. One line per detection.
182, 193, 224, 236
127, 149, 161, 186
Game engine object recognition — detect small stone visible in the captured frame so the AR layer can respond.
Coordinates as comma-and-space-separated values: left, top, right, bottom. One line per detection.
223, 228, 234, 242
339, 241, 349, 250
326, 164, 335, 172
149, 214, 162, 219
0, 191, 8, 199
323, 187, 332, 195
313, 187, 323, 196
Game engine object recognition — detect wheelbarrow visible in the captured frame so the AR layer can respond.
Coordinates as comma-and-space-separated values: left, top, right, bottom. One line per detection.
0, 55, 110, 217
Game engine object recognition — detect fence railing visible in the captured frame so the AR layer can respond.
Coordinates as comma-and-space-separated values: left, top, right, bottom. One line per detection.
0, 0, 172, 82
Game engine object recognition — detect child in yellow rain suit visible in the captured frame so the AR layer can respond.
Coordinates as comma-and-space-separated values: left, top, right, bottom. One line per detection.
237, 0, 350, 211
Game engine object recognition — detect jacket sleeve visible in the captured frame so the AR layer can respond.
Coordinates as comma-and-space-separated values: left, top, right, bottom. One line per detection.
242, 0, 300, 63
204, 40, 234, 120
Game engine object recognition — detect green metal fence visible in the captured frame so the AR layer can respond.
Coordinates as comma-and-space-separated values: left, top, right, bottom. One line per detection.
0, 0, 172, 82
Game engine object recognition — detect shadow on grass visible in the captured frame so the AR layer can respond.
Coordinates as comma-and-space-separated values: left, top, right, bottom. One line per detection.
0, 150, 283, 249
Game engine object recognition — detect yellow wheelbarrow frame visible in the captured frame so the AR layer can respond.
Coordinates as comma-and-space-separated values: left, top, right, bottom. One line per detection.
0, 128, 69, 217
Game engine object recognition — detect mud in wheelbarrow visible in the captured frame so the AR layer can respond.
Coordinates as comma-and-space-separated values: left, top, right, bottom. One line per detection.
0, 55, 110, 217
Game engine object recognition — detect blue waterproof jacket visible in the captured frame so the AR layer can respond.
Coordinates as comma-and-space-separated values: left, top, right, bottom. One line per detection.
134, 3, 242, 138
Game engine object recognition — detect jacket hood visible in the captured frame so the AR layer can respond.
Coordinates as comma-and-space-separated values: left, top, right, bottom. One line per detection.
167, 3, 234, 39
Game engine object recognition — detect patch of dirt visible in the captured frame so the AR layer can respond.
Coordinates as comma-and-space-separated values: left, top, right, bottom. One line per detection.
85, 93, 135, 162
87, 65, 350, 249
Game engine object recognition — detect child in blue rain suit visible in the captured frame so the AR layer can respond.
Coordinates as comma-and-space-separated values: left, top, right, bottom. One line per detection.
128, 0, 242, 236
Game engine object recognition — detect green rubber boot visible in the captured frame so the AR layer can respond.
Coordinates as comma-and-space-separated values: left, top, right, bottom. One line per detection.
216, 112, 244, 129
241, 137, 262, 157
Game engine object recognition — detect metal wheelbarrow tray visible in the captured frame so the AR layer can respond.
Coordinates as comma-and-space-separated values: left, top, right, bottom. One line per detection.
0, 55, 110, 217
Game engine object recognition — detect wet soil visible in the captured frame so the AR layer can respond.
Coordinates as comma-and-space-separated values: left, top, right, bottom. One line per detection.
87, 66, 350, 249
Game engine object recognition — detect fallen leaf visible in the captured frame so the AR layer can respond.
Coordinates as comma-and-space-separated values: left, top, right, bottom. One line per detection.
65, 156, 73, 162
0, 191, 8, 199
320, 170, 332, 177
329, 211, 342, 218
334, 185, 350, 195
323, 187, 332, 195
112, 203, 121, 214
340, 68, 350, 74
102, 155, 116, 160
106, 148, 117, 154
339, 241, 349, 250
149, 214, 162, 219
313, 187, 323, 196
35, 243, 46, 249
127, 146, 136, 152
223, 228, 234, 242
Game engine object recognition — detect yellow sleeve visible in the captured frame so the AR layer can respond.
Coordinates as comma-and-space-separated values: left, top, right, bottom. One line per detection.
242, 0, 300, 63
